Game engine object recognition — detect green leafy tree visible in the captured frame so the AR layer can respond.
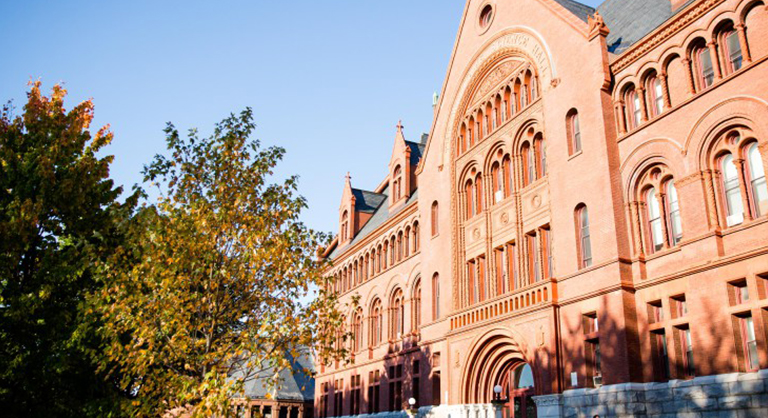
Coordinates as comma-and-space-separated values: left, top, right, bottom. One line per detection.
0, 82, 135, 417
94, 109, 347, 416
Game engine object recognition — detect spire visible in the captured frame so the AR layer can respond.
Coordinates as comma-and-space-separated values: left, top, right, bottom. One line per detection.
395, 120, 406, 143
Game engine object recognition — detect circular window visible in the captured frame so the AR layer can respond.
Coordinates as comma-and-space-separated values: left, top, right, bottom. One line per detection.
479, 5, 493, 29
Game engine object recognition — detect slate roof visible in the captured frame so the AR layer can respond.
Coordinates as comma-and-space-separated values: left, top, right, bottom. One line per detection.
554, 0, 595, 22
352, 189, 387, 213
598, 0, 695, 54
329, 186, 419, 260
235, 347, 315, 402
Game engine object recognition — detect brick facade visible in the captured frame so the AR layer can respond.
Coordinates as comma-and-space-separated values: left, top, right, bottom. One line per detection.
316, 1, 768, 417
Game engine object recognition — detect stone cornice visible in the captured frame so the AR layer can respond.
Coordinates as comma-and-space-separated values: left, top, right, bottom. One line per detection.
610, 0, 725, 74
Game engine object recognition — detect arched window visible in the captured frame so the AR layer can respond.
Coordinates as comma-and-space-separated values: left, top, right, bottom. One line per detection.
503, 156, 512, 197
492, 162, 503, 204
746, 143, 768, 217
522, 142, 534, 186
646, 74, 664, 117
667, 181, 683, 245
567, 109, 582, 155
431, 201, 439, 236
719, 23, 743, 74
465, 179, 475, 218
646, 187, 665, 252
390, 289, 405, 340
404, 227, 411, 257
370, 299, 382, 347
413, 222, 420, 252
393, 165, 403, 201
412, 279, 422, 331
382, 241, 388, 269
535, 135, 547, 178
576, 205, 592, 268
352, 309, 364, 352
397, 231, 404, 261
432, 273, 440, 320
692, 41, 715, 90
341, 211, 349, 242
625, 87, 642, 130
722, 153, 745, 226
475, 172, 484, 213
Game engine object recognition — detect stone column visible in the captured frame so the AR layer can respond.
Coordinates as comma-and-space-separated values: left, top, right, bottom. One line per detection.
734, 159, 753, 221
656, 192, 671, 249
628, 202, 644, 257
637, 86, 649, 122
659, 72, 672, 108
681, 58, 696, 94
616, 100, 627, 135
735, 23, 752, 64
702, 170, 721, 230
709, 40, 723, 80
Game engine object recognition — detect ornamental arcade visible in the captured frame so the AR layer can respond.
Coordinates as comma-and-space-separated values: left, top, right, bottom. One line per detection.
313, 1, 768, 417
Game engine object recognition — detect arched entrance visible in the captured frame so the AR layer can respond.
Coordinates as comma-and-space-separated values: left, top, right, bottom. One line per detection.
497, 363, 536, 418
461, 329, 538, 418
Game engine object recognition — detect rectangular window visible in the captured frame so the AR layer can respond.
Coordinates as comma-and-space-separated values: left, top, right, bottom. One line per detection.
672, 295, 687, 318
368, 371, 380, 414
351, 375, 361, 415
679, 327, 695, 377
648, 300, 664, 323
527, 233, 539, 284
467, 260, 477, 305
388, 365, 403, 412
586, 340, 602, 386
699, 48, 715, 88
506, 242, 518, 291
726, 31, 743, 72
478, 255, 487, 302
495, 247, 506, 295
412, 359, 420, 405
584, 312, 599, 335
741, 315, 759, 371
431, 372, 441, 406
731, 280, 750, 305
334, 379, 344, 417
542, 227, 553, 280
652, 330, 670, 381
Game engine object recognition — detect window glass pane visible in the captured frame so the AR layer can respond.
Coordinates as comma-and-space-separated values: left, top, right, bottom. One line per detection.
700, 49, 714, 86
723, 154, 745, 223
668, 182, 683, 243
727, 31, 743, 70
748, 144, 768, 216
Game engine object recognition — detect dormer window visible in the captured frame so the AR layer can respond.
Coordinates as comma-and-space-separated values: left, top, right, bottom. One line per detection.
393, 165, 403, 201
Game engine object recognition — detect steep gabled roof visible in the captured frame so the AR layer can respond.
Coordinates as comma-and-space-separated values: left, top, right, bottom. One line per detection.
328, 186, 418, 260
351, 189, 387, 213
554, 0, 595, 22
405, 139, 426, 166
598, 0, 694, 54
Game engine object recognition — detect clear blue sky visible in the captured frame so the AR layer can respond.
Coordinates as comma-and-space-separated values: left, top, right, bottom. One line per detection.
1, 0, 601, 234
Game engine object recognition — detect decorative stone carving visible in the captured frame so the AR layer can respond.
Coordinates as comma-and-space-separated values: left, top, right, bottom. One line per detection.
532, 195, 542, 209
500, 212, 510, 225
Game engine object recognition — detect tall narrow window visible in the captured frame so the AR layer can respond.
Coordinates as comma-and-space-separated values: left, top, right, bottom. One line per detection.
647, 187, 665, 252
680, 327, 695, 377
647, 76, 664, 117
431, 201, 439, 236
722, 153, 745, 226
393, 165, 403, 201
492, 163, 503, 204
542, 227, 552, 280
353, 310, 364, 352
412, 280, 421, 331
652, 331, 670, 381
740, 315, 759, 371
413, 222, 420, 252
390, 289, 404, 340
368, 371, 381, 413
506, 242, 518, 291
567, 110, 582, 155
475, 173, 484, 213
577, 205, 593, 268
432, 273, 440, 320
465, 180, 475, 219
747, 143, 768, 217
503, 156, 512, 197
696, 46, 715, 89
467, 260, 478, 305
667, 181, 683, 245
723, 29, 743, 73
341, 211, 349, 242
536, 137, 547, 177
370, 299, 382, 347
522, 142, 534, 186
494, 247, 505, 295
626, 88, 642, 129
527, 233, 539, 284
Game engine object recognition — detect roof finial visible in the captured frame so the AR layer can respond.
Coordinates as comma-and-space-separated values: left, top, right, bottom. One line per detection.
344, 171, 352, 183
396, 120, 404, 133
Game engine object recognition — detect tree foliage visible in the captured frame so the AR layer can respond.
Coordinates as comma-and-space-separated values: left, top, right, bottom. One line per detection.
0, 83, 134, 417
94, 109, 346, 416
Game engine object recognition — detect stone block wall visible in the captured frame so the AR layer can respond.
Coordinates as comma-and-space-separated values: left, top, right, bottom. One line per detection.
533, 370, 768, 418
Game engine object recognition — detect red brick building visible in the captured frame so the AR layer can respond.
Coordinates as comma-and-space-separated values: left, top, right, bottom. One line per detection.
316, 0, 768, 416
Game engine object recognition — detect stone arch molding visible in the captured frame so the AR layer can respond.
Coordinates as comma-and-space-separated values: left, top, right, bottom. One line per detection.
685, 96, 768, 169
441, 28, 558, 166
460, 327, 534, 404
